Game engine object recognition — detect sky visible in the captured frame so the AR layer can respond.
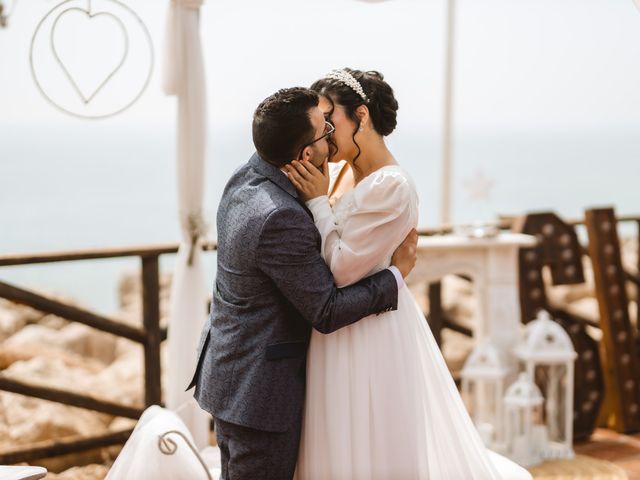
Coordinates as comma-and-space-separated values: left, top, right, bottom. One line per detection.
1, 0, 639, 132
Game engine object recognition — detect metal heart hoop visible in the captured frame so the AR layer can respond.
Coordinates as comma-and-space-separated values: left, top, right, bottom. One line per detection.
50, 6, 129, 104
30, 0, 154, 120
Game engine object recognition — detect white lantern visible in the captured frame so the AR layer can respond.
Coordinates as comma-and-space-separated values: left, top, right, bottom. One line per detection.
514, 310, 577, 461
460, 340, 510, 450
504, 372, 545, 467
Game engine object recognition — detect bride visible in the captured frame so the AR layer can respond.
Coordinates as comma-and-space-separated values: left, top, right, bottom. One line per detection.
285, 68, 532, 480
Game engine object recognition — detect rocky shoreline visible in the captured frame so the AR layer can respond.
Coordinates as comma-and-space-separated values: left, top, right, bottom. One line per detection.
0, 238, 636, 478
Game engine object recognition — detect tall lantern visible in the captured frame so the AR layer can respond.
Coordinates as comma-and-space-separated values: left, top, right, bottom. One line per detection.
504, 373, 545, 467
514, 310, 577, 460
460, 340, 510, 450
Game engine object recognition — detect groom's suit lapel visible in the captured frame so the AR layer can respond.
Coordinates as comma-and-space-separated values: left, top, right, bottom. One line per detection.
249, 153, 313, 217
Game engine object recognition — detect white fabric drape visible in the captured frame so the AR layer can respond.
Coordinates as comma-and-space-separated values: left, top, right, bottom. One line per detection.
163, 0, 210, 450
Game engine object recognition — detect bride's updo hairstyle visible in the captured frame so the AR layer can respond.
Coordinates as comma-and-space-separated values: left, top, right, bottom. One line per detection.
310, 68, 399, 163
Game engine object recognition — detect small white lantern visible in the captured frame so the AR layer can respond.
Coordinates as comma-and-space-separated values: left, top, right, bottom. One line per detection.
504, 372, 545, 467
514, 310, 577, 461
460, 340, 510, 450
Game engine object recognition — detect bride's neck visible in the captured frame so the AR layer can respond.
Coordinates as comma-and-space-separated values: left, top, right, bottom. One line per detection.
347, 136, 396, 183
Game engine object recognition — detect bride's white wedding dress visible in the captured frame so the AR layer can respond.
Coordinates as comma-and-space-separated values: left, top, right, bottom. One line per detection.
295, 164, 532, 480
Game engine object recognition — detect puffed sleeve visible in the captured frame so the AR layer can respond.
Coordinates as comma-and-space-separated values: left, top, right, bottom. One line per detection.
305, 168, 418, 287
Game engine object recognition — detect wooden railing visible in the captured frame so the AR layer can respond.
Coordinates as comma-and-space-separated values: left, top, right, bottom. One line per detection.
0, 242, 216, 464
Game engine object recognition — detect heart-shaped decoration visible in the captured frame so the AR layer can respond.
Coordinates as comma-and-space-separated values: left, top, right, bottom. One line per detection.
51, 7, 129, 104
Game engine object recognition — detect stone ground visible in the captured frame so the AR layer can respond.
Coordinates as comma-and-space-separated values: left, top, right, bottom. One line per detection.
572, 429, 640, 479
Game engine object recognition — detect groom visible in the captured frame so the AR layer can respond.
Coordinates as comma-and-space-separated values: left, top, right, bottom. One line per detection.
189, 87, 418, 480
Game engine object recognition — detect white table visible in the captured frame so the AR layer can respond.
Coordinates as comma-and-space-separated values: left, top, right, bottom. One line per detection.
407, 233, 537, 366
0, 466, 47, 480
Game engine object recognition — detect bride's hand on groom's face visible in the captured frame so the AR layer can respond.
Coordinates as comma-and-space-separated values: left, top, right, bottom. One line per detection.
284, 159, 329, 202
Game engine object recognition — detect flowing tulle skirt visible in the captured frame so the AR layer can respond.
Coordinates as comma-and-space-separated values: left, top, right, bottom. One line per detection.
295, 288, 532, 480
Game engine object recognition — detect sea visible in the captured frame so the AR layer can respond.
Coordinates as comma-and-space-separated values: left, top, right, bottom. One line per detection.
1, 122, 639, 314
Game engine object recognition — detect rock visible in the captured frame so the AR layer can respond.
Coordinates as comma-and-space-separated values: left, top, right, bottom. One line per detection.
45, 463, 109, 480
108, 417, 137, 431
55, 323, 118, 365
3, 323, 117, 366
2, 356, 106, 399
86, 349, 144, 406
0, 345, 33, 369
0, 308, 28, 343
38, 314, 70, 330
37, 450, 108, 476
3, 324, 60, 349
0, 298, 43, 324
0, 390, 111, 448
113, 337, 137, 360
0, 343, 104, 373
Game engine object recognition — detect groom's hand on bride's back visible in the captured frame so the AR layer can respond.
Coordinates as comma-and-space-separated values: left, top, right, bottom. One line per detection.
391, 229, 418, 278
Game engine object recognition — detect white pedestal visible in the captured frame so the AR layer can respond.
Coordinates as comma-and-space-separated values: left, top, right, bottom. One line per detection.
407, 233, 537, 369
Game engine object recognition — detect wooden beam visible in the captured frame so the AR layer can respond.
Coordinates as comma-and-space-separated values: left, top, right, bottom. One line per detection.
0, 280, 146, 343
0, 376, 143, 419
427, 282, 443, 346
442, 317, 473, 337
0, 429, 134, 465
0, 242, 217, 267
142, 255, 162, 407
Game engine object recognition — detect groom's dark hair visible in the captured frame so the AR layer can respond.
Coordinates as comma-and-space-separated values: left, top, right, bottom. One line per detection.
252, 87, 319, 167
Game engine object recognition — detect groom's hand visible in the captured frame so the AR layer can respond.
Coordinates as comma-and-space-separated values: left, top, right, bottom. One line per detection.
391, 229, 418, 278
284, 159, 330, 202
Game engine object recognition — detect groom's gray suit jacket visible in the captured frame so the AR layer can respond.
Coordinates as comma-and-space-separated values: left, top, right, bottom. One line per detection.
190, 153, 398, 433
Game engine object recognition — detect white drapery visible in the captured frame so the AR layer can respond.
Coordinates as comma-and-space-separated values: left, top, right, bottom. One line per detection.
163, 0, 210, 450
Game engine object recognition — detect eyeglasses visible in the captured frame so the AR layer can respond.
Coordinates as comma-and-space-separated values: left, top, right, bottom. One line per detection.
297, 121, 335, 160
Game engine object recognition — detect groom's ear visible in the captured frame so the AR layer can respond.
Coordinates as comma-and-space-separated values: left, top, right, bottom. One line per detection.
300, 146, 312, 161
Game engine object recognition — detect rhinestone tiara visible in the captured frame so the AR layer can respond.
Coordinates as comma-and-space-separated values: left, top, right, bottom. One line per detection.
324, 69, 368, 102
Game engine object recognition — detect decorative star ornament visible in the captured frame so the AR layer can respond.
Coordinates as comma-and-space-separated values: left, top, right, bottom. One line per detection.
463, 168, 495, 203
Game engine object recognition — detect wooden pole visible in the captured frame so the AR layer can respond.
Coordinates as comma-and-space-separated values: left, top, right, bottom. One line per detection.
441, 0, 456, 225
142, 255, 162, 407
0, 376, 143, 419
0, 429, 134, 465
0, 280, 146, 343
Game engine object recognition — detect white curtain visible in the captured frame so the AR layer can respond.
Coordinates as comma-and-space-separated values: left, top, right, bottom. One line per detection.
163, 0, 210, 450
